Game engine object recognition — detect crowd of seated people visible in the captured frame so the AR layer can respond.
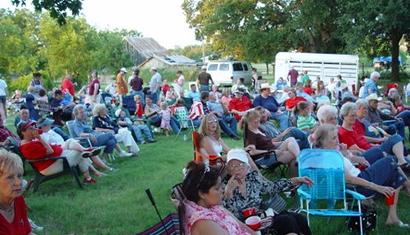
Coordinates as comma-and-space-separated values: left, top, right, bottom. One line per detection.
4, 67, 410, 234
172, 71, 410, 234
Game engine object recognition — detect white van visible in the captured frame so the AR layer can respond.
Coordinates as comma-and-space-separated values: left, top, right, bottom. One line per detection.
206, 61, 253, 86
274, 52, 359, 89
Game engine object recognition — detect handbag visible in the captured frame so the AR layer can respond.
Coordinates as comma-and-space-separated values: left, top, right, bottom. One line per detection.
346, 202, 377, 233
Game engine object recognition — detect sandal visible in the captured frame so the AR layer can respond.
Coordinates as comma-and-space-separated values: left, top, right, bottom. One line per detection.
399, 163, 410, 173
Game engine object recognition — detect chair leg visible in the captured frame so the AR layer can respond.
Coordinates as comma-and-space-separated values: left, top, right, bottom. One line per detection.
32, 176, 42, 193
71, 167, 83, 189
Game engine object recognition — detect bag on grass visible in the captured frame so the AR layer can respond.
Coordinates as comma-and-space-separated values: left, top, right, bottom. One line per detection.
346, 203, 377, 233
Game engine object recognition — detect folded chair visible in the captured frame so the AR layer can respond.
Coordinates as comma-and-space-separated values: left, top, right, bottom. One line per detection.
25, 156, 83, 192
174, 107, 195, 139
297, 149, 365, 235
192, 131, 224, 166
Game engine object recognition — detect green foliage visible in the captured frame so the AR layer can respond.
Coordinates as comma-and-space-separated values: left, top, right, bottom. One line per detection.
11, 0, 83, 24
8, 74, 31, 92
0, 9, 139, 91
139, 67, 199, 84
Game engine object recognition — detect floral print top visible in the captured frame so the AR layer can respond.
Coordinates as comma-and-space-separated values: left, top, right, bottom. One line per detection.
222, 170, 294, 219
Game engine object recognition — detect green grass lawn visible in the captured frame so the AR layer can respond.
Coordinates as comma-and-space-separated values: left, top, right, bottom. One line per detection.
20, 128, 410, 235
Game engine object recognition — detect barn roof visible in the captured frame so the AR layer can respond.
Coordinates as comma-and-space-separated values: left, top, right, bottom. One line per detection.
124, 37, 167, 58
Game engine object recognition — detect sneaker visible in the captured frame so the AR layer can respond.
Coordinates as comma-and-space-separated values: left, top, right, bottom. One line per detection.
147, 139, 156, 143
119, 150, 132, 157
29, 219, 44, 232
83, 177, 97, 184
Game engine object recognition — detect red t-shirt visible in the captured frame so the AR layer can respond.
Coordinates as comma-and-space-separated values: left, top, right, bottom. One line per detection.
303, 87, 314, 95
284, 96, 307, 110
162, 84, 170, 96
0, 196, 31, 235
61, 78, 75, 96
229, 96, 253, 121
352, 119, 366, 136
88, 79, 100, 96
338, 126, 371, 150
135, 102, 144, 118
19, 140, 63, 171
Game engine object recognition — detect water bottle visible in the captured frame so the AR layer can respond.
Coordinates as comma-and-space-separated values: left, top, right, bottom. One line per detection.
183, 134, 187, 141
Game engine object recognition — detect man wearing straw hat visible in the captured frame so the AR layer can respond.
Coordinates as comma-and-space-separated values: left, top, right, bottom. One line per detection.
253, 83, 289, 131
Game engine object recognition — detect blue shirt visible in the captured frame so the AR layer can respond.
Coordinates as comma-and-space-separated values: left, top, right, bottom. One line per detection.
253, 95, 279, 113
361, 79, 377, 98
71, 119, 94, 137
207, 101, 224, 116
187, 91, 201, 102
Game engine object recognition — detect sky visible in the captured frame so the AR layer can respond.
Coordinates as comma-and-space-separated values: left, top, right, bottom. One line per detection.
0, 0, 200, 49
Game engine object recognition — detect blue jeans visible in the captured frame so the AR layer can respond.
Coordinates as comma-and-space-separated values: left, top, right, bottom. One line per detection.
150, 90, 160, 104
286, 128, 309, 150
397, 110, 410, 140
132, 124, 153, 142
270, 111, 289, 131
94, 132, 117, 153
357, 156, 406, 196
170, 116, 180, 134
199, 84, 210, 92
130, 90, 145, 105
218, 115, 238, 137
379, 134, 403, 155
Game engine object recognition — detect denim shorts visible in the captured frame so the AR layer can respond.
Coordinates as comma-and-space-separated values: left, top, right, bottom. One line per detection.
357, 156, 406, 197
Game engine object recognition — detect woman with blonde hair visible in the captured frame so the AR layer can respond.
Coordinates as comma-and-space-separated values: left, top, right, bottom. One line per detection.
0, 149, 32, 234
198, 113, 230, 164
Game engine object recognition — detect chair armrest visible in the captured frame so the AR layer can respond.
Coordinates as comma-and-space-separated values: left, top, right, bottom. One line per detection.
297, 188, 311, 199
345, 189, 366, 201
27, 156, 66, 163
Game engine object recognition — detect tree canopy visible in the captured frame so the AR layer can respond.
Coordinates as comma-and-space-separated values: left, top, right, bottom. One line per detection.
183, 0, 410, 81
11, 0, 82, 24
0, 9, 137, 90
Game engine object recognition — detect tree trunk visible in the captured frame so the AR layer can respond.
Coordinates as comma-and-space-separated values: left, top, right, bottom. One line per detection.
265, 62, 269, 75
390, 28, 401, 82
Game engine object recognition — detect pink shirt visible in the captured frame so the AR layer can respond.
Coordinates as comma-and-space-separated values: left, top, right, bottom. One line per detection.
183, 200, 250, 235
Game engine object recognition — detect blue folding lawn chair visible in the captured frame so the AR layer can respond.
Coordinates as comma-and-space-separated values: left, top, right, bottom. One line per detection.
297, 149, 366, 235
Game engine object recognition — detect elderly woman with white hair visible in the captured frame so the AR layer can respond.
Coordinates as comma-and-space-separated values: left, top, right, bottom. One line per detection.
0, 149, 32, 234
316, 104, 339, 125
360, 71, 380, 98
338, 102, 410, 172
222, 149, 312, 235
92, 104, 138, 155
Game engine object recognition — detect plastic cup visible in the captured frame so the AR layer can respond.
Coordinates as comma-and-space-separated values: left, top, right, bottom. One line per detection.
385, 191, 396, 206
245, 216, 261, 231
242, 207, 257, 218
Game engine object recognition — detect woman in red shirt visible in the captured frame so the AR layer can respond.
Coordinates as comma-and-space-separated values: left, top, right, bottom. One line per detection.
284, 89, 306, 111
338, 102, 410, 172
228, 89, 252, 121
17, 121, 97, 184
0, 149, 31, 235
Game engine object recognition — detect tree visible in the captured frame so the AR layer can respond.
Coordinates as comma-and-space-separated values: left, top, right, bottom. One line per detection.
182, 0, 346, 66
339, 0, 410, 81
11, 0, 82, 24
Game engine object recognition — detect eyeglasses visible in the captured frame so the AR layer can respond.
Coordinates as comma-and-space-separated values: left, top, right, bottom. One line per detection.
207, 119, 218, 124
229, 162, 249, 170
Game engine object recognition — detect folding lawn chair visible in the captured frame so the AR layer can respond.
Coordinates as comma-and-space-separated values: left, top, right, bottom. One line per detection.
174, 107, 195, 139
297, 149, 366, 235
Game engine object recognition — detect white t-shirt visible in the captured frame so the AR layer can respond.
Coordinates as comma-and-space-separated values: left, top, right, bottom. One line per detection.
41, 129, 65, 145
0, 79, 7, 96
343, 157, 361, 177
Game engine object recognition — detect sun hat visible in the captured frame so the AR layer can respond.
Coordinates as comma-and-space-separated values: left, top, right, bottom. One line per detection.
201, 65, 207, 70
227, 149, 249, 165
259, 83, 271, 91
37, 118, 54, 127
120, 67, 127, 73
115, 109, 123, 117
366, 93, 382, 102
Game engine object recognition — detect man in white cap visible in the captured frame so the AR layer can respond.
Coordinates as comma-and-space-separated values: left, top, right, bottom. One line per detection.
365, 93, 406, 138
253, 83, 289, 130
149, 67, 162, 104
197, 66, 214, 92
361, 71, 380, 98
